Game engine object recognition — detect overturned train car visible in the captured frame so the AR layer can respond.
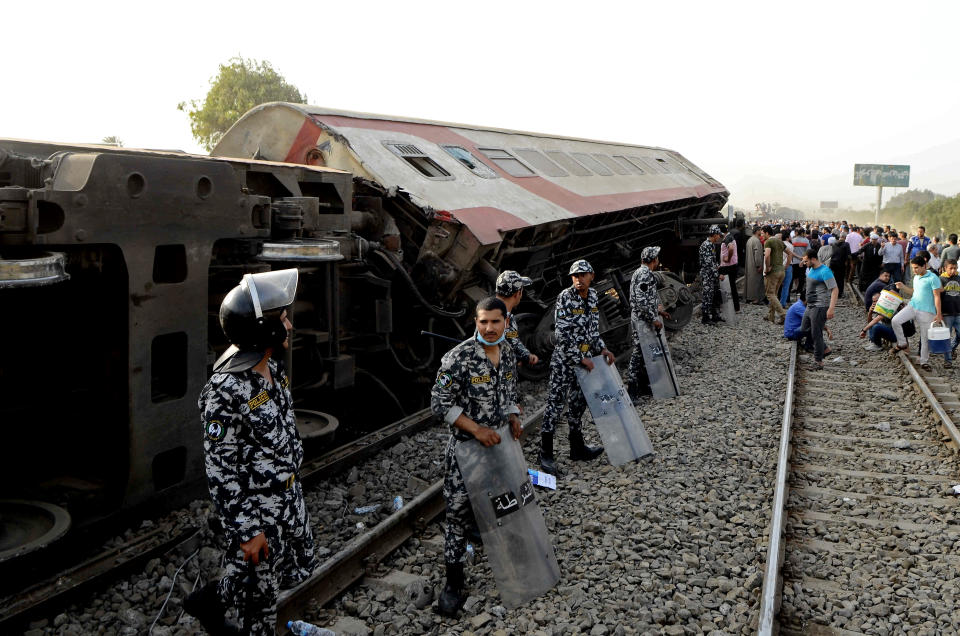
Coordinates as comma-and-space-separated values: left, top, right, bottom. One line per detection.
0, 107, 727, 550
213, 104, 729, 378
0, 140, 355, 550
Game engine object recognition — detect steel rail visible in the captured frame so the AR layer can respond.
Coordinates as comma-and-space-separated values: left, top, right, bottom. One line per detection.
277, 405, 547, 630
0, 409, 440, 631
300, 408, 437, 484
0, 527, 199, 630
898, 351, 960, 447
757, 339, 797, 635
850, 283, 960, 447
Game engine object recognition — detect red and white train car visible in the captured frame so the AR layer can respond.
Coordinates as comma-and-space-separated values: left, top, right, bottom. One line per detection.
214, 104, 728, 367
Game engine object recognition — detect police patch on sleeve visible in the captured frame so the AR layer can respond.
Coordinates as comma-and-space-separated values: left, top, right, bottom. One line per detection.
205, 419, 226, 442
436, 372, 453, 388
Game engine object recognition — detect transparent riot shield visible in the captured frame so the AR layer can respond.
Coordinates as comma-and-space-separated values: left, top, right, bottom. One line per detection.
633, 319, 680, 399
455, 432, 560, 609
719, 276, 737, 325
576, 357, 655, 465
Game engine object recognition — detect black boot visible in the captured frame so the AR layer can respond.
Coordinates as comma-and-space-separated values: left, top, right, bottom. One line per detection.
569, 429, 604, 461
437, 562, 466, 617
183, 582, 241, 636
539, 432, 558, 475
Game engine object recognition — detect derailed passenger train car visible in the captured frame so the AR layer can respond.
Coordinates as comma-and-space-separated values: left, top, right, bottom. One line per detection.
0, 107, 726, 557
0, 140, 354, 554
213, 104, 728, 377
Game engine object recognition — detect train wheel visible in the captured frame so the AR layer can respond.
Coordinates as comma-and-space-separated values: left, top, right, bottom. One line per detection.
0, 500, 71, 565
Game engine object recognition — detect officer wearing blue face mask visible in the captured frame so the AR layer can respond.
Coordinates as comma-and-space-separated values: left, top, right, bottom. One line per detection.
430, 296, 522, 616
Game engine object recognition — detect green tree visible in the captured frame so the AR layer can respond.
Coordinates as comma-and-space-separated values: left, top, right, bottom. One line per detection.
178, 57, 306, 151
101, 136, 123, 147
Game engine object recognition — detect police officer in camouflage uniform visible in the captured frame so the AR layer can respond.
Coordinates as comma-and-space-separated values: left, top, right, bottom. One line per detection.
625, 246, 669, 399
700, 225, 726, 325
431, 296, 522, 617
539, 260, 615, 475
186, 269, 316, 636
495, 270, 540, 368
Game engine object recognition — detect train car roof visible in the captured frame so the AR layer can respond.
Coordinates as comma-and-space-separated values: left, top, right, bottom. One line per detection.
289, 103, 677, 151
216, 103, 728, 244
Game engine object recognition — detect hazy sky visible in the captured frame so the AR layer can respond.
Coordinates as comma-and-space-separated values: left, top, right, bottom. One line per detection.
6, 0, 960, 210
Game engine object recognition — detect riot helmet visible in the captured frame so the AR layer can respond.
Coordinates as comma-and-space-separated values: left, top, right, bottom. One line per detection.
215, 269, 298, 373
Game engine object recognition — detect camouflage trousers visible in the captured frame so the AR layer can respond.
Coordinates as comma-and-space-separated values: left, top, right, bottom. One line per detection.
541, 356, 589, 434
701, 275, 719, 320
442, 436, 477, 564
624, 330, 650, 395
216, 483, 317, 636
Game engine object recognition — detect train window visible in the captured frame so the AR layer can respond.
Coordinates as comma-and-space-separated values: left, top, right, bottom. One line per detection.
594, 154, 630, 175
545, 151, 592, 176
513, 149, 568, 177
570, 153, 613, 176
153, 244, 187, 284
612, 155, 645, 174
477, 148, 536, 177
383, 142, 453, 180
151, 332, 188, 403
654, 157, 674, 173
152, 446, 186, 490
439, 145, 498, 179
628, 156, 662, 174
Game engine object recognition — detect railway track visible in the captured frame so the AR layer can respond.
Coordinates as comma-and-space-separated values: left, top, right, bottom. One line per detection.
0, 404, 547, 633
0, 407, 440, 631
759, 284, 960, 634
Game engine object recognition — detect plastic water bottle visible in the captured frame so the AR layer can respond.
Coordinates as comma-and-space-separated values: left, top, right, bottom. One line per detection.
287, 619, 336, 636
466, 543, 475, 563
353, 504, 380, 514
393, 495, 404, 511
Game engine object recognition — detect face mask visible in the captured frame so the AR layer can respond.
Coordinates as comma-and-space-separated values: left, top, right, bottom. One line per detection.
476, 331, 506, 346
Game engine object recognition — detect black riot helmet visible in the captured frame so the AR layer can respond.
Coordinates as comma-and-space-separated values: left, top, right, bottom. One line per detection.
214, 269, 299, 373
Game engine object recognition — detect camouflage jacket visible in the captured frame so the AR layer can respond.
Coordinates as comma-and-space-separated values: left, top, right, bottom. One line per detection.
630, 265, 660, 325
198, 359, 303, 542
553, 286, 606, 364
505, 312, 533, 364
699, 239, 719, 278
431, 337, 520, 438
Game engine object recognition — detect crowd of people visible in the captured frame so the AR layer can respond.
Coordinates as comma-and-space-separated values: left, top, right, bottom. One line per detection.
704, 218, 960, 372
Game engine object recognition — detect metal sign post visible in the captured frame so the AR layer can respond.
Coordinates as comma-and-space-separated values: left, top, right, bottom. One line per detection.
876, 185, 882, 227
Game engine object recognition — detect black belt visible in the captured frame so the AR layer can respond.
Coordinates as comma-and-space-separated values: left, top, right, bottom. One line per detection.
250, 473, 297, 495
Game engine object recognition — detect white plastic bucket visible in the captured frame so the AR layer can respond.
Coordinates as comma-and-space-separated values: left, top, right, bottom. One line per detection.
874, 289, 902, 319
929, 322, 951, 355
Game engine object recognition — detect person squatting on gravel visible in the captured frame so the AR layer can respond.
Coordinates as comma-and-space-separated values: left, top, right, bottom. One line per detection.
699, 225, 725, 324
797, 250, 838, 370
625, 246, 670, 400
430, 296, 523, 617
539, 259, 615, 474
862, 270, 893, 319
860, 287, 911, 352
892, 256, 943, 370
189, 269, 317, 636
495, 270, 539, 369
